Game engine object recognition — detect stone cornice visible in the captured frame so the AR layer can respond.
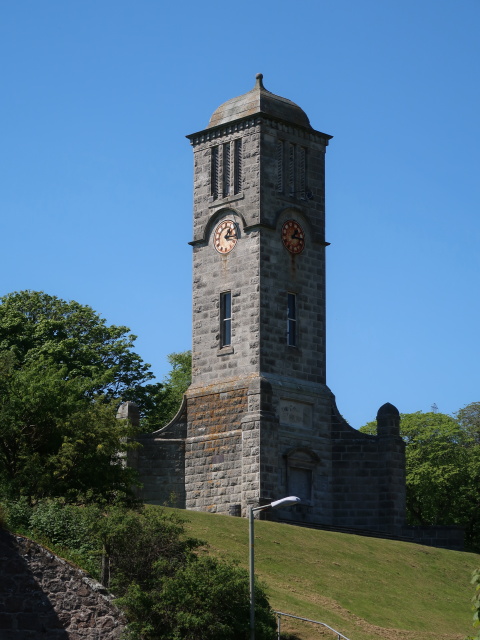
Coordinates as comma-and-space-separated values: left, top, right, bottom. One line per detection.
186, 114, 332, 147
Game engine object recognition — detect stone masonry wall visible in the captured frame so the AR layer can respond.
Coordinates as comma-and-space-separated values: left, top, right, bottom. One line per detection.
330, 403, 406, 534
189, 122, 262, 389
0, 530, 125, 640
127, 401, 187, 507
185, 380, 249, 512
261, 378, 334, 525
259, 119, 329, 385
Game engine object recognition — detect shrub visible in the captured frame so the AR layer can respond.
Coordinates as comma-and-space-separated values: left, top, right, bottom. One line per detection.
93, 505, 199, 592
2, 498, 102, 574
100, 506, 276, 640
468, 568, 480, 640
2, 497, 33, 532
29, 500, 99, 550
118, 555, 276, 640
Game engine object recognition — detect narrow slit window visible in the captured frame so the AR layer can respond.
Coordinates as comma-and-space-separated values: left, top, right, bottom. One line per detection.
220, 291, 232, 347
234, 139, 242, 194
288, 143, 296, 197
211, 146, 219, 199
223, 143, 231, 197
299, 147, 306, 199
287, 293, 297, 346
276, 139, 284, 193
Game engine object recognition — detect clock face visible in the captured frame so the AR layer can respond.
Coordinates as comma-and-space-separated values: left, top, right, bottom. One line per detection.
282, 220, 305, 254
214, 219, 238, 254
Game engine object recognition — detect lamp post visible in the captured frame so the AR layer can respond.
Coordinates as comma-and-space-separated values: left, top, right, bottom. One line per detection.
249, 496, 301, 640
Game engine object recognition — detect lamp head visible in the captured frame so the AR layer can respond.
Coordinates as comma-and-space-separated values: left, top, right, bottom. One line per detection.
270, 496, 301, 509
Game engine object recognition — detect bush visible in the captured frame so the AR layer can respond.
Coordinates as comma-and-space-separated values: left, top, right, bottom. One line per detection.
93, 505, 199, 592
2, 498, 102, 574
119, 555, 276, 640
3, 497, 33, 532
29, 500, 99, 550
468, 568, 480, 640
97, 506, 276, 639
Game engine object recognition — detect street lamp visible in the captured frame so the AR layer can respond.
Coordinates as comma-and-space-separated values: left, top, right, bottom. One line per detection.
249, 496, 301, 640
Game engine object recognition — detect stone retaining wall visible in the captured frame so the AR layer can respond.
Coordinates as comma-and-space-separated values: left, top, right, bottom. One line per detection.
0, 530, 125, 640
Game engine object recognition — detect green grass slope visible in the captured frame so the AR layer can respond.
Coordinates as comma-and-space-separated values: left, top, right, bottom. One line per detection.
164, 508, 478, 640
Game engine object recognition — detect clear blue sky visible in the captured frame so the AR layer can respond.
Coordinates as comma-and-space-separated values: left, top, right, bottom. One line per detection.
1, 1, 479, 427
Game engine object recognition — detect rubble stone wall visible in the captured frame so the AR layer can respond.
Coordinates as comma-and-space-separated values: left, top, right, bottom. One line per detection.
0, 530, 125, 640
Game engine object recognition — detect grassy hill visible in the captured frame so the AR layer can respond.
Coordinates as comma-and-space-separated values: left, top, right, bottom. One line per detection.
164, 507, 479, 640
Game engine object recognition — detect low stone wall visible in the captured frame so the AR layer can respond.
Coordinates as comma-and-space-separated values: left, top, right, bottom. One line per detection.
123, 399, 187, 507
330, 402, 406, 535
0, 529, 125, 639
403, 525, 465, 551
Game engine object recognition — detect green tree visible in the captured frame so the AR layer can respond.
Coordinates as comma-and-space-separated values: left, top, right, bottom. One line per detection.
95, 505, 198, 591
0, 290, 163, 502
0, 290, 161, 409
456, 402, 480, 445
0, 353, 139, 502
144, 351, 191, 430
359, 410, 480, 550
142, 555, 276, 640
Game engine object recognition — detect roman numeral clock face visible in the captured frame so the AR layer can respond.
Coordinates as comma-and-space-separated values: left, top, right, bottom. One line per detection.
282, 220, 305, 254
213, 219, 238, 254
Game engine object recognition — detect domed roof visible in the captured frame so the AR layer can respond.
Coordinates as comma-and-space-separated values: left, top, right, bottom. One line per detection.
376, 402, 400, 418
207, 74, 312, 130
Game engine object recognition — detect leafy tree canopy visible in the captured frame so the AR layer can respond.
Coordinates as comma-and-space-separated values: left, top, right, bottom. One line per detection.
144, 351, 191, 430
456, 401, 480, 445
0, 290, 164, 502
0, 352, 140, 503
0, 290, 161, 407
96, 505, 276, 640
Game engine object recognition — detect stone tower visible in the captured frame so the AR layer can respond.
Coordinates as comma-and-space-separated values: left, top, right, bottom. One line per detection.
131, 75, 407, 536
185, 74, 345, 522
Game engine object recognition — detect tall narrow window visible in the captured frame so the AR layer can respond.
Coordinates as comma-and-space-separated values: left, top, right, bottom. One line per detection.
211, 145, 219, 199
287, 293, 297, 346
222, 143, 231, 197
234, 139, 242, 194
220, 291, 232, 347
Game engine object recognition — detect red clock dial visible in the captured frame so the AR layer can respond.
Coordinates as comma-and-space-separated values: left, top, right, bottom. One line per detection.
282, 220, 305, 254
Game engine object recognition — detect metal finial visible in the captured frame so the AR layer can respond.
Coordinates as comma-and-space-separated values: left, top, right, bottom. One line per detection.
255, 73, 264, 89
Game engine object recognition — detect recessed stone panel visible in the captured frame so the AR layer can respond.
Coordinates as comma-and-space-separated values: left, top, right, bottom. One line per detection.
279, 398, 313, 428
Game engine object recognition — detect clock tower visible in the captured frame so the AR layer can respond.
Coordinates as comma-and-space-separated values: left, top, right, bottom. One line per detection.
184, 74, 337, 521
130, 74, 408, 536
